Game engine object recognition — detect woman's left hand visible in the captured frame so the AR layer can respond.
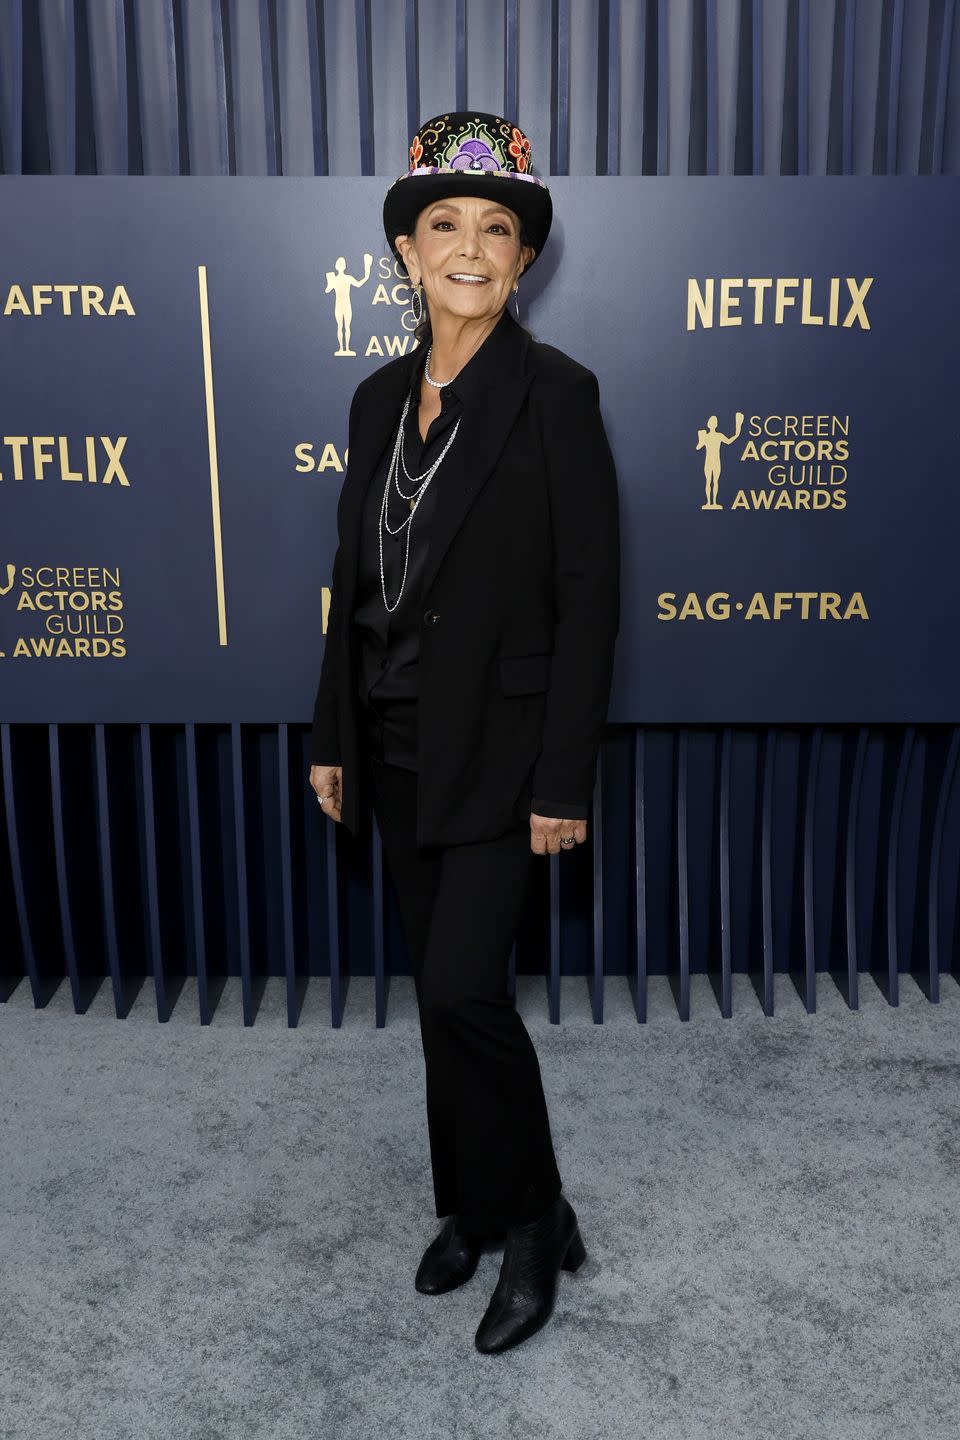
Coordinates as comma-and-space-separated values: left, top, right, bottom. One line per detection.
529, 813, 587, 855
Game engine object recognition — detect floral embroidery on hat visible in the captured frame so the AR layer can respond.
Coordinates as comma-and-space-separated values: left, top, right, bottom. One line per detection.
440, 118, 507, 172
507, 126, 531, 172
404, 114, 537, 179
448, 135, 501, 172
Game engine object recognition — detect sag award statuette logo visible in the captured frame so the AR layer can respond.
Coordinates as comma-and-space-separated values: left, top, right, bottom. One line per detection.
697, 411, 744, 509
327, 253, 374, 356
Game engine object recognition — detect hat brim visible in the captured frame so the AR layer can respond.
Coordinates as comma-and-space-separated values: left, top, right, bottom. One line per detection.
382, 171, 552, 275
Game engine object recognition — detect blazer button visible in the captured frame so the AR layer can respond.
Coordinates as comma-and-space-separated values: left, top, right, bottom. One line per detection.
423, 610, 440, 625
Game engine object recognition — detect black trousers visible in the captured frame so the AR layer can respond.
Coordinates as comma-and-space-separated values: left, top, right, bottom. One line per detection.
362, 745, 564, 1239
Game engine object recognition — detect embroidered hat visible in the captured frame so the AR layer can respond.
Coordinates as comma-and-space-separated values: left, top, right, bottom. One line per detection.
382, 110, 552, 276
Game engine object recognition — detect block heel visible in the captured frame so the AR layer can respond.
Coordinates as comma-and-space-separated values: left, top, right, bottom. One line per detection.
561, 1226, 586, 1272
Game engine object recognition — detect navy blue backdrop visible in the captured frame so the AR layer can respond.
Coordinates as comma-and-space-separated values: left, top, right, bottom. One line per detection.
1, 0, 959, 1027
2, 175, 958, 723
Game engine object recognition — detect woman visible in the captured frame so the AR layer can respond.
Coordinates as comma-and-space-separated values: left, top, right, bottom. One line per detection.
308, 110, 620, 1354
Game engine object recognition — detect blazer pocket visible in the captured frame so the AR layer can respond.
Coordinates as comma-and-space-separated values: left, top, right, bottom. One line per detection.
498, 651, 553, 696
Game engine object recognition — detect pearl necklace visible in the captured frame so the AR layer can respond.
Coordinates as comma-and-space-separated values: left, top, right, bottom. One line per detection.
423, 343, 452, 388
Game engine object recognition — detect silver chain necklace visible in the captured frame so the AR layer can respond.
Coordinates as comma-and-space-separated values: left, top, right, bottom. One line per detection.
397, 347, 455, 488
378, 346, 462, 613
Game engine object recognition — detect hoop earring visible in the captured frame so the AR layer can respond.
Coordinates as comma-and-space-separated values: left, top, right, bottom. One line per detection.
410, 282, 424, 325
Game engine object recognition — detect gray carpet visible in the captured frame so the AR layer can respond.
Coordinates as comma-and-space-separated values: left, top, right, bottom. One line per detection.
2, 969, 959, 1440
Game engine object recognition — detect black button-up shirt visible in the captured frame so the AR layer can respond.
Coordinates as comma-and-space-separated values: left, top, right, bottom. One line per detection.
351, 308, 587, 822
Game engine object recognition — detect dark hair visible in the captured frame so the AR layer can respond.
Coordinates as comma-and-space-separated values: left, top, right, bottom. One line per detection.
397, 211, 534, 349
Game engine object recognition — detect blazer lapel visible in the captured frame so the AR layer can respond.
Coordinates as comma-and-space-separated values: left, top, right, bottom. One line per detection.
420, 312, 533, 602
338, 310, 534, 616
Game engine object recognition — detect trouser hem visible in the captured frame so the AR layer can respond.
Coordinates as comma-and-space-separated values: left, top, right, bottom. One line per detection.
453, 1178, 564, 1240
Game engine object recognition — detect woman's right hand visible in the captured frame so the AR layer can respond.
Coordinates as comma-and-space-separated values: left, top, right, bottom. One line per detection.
309, 764, 342, 824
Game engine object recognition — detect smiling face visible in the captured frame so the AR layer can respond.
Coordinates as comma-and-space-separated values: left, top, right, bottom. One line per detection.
395, 194, 536, 327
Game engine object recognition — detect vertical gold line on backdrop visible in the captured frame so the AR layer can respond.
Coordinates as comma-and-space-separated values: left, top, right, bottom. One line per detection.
197, 264, 228, 646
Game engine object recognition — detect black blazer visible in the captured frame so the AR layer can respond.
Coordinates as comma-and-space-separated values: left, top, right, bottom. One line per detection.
310, 306, 620, 847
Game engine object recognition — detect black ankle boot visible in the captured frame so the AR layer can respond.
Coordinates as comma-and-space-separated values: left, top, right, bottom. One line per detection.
474, 1194, 586, 1354
415, 1215, 485, 1295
